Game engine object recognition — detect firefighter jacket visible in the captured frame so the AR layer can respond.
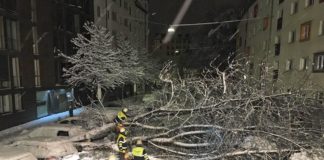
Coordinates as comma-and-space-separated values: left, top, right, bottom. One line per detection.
117, 133, 128, 153
132, 146, 149, 160
114, 111, 128, 123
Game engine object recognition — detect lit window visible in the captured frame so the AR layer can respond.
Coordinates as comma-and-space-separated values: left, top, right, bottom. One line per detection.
313, 52, 324, 72
288, 30, 295, 43
300, 21, 311, 41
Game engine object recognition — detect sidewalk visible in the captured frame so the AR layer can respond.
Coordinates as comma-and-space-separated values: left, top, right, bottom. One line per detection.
0, 108, 84, 139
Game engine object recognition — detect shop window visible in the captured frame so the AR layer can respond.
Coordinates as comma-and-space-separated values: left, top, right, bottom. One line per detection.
300, 21, 311, 41
0, 55, 10, 89
313, 52, 324, 72
0, 94, 13, 113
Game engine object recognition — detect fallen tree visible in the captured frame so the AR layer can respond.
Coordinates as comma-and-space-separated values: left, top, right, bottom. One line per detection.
119, 58, 324, 160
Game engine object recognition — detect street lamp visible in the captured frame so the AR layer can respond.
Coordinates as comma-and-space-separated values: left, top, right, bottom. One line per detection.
167, 26, 175, 33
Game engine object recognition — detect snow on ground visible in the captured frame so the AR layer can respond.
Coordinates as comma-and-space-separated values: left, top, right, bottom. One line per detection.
0, 108, 84, 140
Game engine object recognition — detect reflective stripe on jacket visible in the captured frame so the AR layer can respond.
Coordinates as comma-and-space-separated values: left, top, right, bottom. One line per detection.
117, 133, 127, 152
132, 147, 144, 157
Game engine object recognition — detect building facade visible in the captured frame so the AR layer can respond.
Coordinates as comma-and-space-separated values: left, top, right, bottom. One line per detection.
0, 0, 93, 130
93, 0, 148, 49
237, 0, 324, 95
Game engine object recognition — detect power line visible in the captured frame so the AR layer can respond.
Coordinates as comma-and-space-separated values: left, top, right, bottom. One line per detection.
170, 17, 263, 27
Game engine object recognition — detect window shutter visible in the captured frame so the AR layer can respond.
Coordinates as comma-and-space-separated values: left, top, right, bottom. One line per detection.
319, 20, 323, 36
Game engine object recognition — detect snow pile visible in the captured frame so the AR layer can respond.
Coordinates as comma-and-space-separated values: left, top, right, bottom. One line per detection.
289, 149, 324, 160
241, 136, 277, 150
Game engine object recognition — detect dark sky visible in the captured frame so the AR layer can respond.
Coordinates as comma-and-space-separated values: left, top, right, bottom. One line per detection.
149, 0, 255, 25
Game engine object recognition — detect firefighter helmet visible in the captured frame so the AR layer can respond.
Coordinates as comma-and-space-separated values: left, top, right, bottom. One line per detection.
122, 108, 128, 113
136, 140, 143, 145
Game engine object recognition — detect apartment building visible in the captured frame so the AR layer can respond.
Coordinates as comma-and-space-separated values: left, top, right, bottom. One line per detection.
237, 0, 324, 94
93, 0, 148, 49
0, 0, 93, 130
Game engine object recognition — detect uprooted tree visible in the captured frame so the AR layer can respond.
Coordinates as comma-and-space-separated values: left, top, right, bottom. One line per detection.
77, 55, 323, 159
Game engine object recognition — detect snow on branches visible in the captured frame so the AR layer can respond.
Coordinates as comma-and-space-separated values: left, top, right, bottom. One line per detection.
60, 23, 145, 90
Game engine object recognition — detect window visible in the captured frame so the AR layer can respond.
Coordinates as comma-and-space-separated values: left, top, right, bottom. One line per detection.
263, 17, 269, 30
0, 55, 10, 89
320, 0, 324, 3
305, 0, 314, 7
124, 18, 128, 27
119, 0, 122, 7
74, 14, 80, 33
288, 30, 295, 43
97, 6, 100, 17
129, 7, 132, 15
273, 70, 279, 81
299, 57, 308, 70
12, 57, 21, 87
0, 16, 5, 49
274, 61, 279, 70
5, 19, 19, 50
275, 36, 281, 56
34, 59, 41, 87
290, 2, 298, 15
14, 93, 22, 111
0, 95, 12, 113
277, 10, 283, 31
32, 26, 38, 54
319, 20, 323, 36
313, 52, 324, 72
112, 11, 117, 21
253, 4, 258, 18
285, 59, 293, 71
124, 1, 128, 9
279, 0, 284, 4
300, 21, 311, 41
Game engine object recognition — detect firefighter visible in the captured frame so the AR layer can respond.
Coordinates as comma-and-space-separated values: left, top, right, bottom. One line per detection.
114, 108, 129, 124
117, 127, 129, 160
131, 140, 149, 160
